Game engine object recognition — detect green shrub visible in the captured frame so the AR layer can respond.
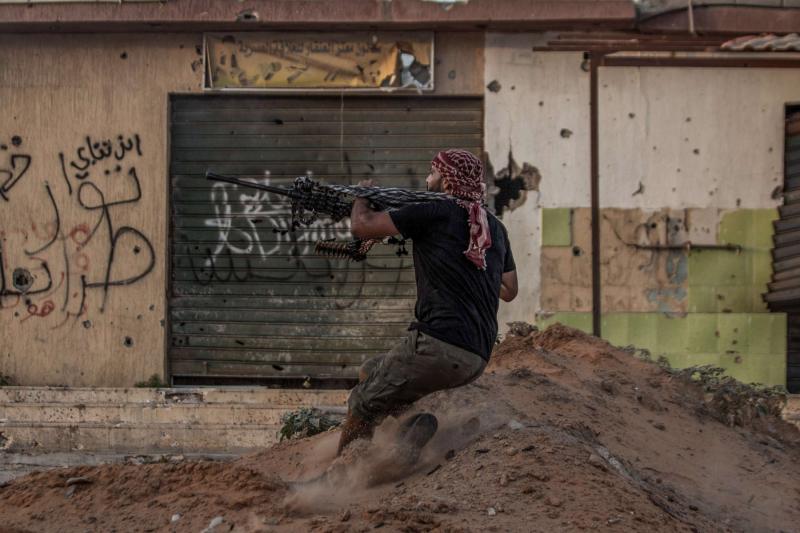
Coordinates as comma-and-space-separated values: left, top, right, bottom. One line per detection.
278, 407, 341, 442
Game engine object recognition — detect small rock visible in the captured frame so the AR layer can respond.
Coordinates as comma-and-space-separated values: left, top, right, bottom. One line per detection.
532, 472, 550, 482
507, 420, 524, 430
522, 486, 536, 495
487, 507, 497, 516
171, 513, 181, 523
608, 517, 622, 524
66, 476, 92, 487
475, 448, 490, 454
521, 444, 535, 452
505, 447, 518, 456
499, 473, 509, 487
201, 516, 228, 533
587, 454, 607, 470
689, 504, 699, 511
545, 496, 563, 508
168, 454, 185, 463
653, 422, 666, 431
340, 510, 351, 522
64, 485, 76, 498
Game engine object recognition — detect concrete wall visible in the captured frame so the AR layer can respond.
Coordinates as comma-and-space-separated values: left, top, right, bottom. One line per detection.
487, 33, 794, 386
0, 32, 483, 387
0, 34, 203, 387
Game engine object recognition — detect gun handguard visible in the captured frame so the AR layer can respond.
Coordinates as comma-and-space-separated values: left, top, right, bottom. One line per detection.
204, 171, 447, 260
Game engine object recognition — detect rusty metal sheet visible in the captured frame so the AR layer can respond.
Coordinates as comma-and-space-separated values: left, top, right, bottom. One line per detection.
168, 94, 483, 385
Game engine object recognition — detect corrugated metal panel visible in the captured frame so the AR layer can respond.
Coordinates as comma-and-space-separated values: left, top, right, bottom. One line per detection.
768, 110, 800, 392
789, 314, 800, 393
168, 95, 483, 385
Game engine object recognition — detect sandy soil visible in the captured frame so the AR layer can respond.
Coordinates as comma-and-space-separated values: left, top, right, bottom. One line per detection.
1, 324, 799, 532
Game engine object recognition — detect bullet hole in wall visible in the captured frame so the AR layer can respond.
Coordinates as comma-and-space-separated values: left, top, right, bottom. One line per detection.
120, 52, 128, 60
124, 336, 134, 347
236, 8, 259, 22
560, 129, 572, 138
487, 150, 542, 217
448, 70, 456, 80
83, 320, 92, 329
486, 80, 501, 93
11, 135, 22, 147
572, 246, 583, 257
12, 268, 33, 292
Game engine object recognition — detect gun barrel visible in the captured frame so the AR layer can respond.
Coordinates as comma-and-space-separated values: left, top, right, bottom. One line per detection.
205, 171, 298, 198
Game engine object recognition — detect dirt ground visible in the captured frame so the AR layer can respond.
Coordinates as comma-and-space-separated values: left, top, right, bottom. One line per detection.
2, 324, 799, 533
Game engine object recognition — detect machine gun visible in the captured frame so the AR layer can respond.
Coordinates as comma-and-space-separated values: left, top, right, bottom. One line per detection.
205, 171, 450, 261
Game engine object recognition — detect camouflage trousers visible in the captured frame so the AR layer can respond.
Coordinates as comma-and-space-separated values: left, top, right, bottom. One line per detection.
348, 329, 487, 422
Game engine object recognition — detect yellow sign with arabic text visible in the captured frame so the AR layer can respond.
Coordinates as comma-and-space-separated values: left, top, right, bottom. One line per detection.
204, 32, 433, 90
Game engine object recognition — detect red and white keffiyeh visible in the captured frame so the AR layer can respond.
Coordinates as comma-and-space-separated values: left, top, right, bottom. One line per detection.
431, 149, 492, 270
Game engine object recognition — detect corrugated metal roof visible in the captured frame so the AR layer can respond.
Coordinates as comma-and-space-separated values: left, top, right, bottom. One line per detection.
721, 33, 800, 51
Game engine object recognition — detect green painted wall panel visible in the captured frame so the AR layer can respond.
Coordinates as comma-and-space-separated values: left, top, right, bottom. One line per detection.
541, 208, 572, 247
718, 209, 778, 249
533, 311, 787, 386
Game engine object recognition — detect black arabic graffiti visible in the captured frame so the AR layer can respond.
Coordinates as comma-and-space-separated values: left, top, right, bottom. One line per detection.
0, 133, 155, 324
0, 138, 32, 202
65, 134, 142, 181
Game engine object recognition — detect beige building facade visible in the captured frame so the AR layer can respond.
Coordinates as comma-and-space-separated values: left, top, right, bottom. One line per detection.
1, 19, 797, 390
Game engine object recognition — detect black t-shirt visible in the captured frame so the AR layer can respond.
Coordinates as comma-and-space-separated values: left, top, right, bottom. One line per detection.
389, 200, 515, 360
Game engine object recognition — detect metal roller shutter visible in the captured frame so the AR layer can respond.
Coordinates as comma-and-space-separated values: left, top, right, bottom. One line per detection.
766, 108, 800, 392
168, 95, 483, 387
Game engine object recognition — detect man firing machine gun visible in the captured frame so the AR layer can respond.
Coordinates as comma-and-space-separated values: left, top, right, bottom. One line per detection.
207, 149, 518, 467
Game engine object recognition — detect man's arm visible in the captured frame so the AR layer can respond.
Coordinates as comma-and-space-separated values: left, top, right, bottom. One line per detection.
350, 197, 400, 240
500, 270, 518, 302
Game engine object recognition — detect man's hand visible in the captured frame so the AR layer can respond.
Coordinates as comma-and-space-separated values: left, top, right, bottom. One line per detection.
350, 180, 400, 239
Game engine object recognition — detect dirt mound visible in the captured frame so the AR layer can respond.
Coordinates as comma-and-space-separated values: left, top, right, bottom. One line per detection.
2, 323, 800, 532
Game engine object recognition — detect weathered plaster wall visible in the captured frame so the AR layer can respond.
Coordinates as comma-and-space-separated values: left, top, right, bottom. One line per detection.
484, 34, 590, 329
487, 34, 792, 386
0, 34, 203, 386
599, 66, 793, 209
